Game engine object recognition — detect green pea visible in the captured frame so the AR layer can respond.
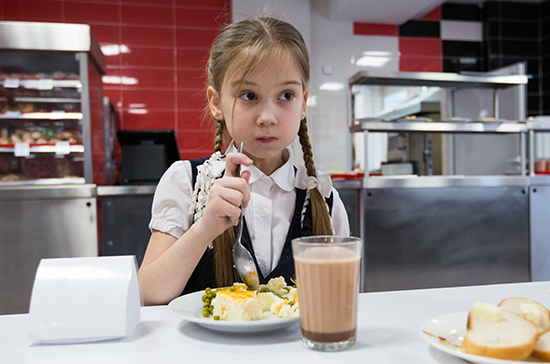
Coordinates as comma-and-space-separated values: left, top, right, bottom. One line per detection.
230, 286, 236, 292
202, 310, 210, 318
202, 295, 207, 302
213, 316, 220, 321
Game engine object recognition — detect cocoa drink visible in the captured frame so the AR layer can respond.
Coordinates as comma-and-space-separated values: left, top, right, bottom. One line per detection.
292, 236, 362, 351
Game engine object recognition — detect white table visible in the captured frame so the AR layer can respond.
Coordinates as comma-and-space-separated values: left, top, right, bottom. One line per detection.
2, 281, 550, 364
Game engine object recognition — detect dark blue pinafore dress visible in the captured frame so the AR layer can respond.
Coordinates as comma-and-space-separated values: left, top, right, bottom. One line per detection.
181, 158, 333, 295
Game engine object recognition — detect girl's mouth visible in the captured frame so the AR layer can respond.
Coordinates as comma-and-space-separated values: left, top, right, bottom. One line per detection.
257, 137, 277, 143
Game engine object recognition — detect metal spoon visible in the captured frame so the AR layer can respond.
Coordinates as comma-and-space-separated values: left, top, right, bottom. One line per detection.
232, 142, 260, 290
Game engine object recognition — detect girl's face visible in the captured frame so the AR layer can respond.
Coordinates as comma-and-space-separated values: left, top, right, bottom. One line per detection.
208, 51, 308, 174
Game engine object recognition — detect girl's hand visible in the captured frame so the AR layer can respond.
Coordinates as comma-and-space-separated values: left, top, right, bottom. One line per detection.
196, 152, 252, 238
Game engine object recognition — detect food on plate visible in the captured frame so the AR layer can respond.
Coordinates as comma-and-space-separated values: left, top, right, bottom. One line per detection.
534, 330, 550, 361
462, 301, 538, 360
498, 297, 550, 333
470, 301, 503, 322
202, 277, 299, 321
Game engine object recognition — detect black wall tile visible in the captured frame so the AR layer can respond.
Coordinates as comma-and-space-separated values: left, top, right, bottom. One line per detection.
525, 59, 541, 77
443, 57, 484, 73
496, 21, 539, 39
487, 21, 500, 38
442, 3, 481, 21
542, 56, 550, 75
483, 1, 499, 20
529, 76, 541, 93
501, 40, 539, 57
543, 0, 550, 17
528, 94, 541, 113
543, 19, 550, 42
543, 93, 550, 112
500, 2, 540, 21
487, 39, 502, 56
443, 40, 482, 58
399, 20, 440, 38
488, 57, 503, 70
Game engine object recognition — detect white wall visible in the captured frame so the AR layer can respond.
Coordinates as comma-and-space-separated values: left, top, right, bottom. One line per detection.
231, 0, 399, 172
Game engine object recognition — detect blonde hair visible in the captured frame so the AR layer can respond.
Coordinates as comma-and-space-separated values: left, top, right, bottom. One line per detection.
207, 17, 333, 287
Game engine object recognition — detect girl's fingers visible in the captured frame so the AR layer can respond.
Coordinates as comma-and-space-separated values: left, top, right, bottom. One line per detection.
225, 152, 253, 177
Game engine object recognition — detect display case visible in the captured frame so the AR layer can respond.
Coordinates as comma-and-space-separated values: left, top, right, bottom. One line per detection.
0, 21, 106, 185
0, 22, 105, 314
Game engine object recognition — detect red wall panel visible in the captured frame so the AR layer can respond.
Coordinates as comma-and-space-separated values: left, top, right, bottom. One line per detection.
0, 0, 232, 169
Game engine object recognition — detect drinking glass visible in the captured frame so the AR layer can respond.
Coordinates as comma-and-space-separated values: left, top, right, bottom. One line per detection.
292, 236, 362, 351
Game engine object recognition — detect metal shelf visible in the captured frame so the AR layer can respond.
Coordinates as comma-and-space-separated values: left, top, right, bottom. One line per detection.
349, 70, 528, 89
350, 120, 528, 134
0, 144, 84, 153
0, 79, 82, 89
527, 122, 550, 131
0, 112, 82, 120
13, 97, 81, 103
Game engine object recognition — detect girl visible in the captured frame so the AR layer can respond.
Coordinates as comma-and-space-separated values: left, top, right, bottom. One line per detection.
138, 17, 350, 305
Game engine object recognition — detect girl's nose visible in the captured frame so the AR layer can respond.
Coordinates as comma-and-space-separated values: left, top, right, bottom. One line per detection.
257, 101, 277, 126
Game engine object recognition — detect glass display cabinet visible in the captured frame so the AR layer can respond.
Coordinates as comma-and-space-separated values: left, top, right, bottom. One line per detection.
0, 21, 106, 185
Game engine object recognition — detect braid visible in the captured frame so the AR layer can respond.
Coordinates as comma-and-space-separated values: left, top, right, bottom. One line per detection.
213, 229, 239, 287
298, 118, 333, 236
214, 120, 224, 153
298, 118, 317, 178
211, 119, 240, 286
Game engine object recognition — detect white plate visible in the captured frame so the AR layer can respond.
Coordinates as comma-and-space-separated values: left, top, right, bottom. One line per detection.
168, 291, 300, 333
419, 312, 544, 364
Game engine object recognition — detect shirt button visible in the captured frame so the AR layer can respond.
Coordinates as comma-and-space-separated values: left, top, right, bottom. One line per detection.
258, 208, 266, 217
261, 179, 270, 187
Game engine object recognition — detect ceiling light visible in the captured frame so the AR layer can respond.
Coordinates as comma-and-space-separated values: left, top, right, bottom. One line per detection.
100, 44, 130, 56
320, 82, 345, 91
355, 55, 391, 68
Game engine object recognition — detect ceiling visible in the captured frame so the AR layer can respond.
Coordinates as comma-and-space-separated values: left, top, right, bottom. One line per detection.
327, 0, 544, 25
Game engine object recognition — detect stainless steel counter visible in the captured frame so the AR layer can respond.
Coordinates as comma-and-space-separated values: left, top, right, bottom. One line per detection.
0, 184, 98, 314
97, 184, 156, 196
333, 175, 550, 293
97, 185, 156, 266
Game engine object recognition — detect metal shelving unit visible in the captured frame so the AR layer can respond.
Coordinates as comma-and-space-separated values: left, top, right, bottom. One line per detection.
349, 68, 529, 182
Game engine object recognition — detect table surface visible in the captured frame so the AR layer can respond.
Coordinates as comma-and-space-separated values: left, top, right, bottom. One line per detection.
2, 281, 550, 364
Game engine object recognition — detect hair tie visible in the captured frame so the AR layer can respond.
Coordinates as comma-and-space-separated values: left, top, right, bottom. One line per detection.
306, 176, 318, 190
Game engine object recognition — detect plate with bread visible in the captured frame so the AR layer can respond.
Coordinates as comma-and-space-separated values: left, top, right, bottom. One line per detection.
420, 297, 550, 363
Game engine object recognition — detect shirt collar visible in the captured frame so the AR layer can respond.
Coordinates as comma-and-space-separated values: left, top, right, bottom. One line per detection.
227, 141, 295, 192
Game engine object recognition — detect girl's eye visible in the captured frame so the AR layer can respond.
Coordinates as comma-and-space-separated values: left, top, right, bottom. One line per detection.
240, 92, 257, 101
279, 92, 294, 101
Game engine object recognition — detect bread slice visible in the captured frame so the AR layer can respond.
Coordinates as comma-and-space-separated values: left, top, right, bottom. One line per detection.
533, 330, 550, 361
462, 310, 538, 360
498, 297, 550, 333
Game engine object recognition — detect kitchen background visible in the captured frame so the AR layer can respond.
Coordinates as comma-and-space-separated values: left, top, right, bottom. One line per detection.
0, 0, 546, 175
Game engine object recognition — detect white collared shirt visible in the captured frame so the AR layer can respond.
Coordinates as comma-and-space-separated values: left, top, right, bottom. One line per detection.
149, 147, 350, 277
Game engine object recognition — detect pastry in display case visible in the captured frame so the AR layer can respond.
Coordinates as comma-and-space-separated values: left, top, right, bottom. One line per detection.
0, 72, 85, 183
0, 21, 107, 185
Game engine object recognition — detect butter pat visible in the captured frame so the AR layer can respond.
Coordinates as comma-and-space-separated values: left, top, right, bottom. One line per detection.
471, 301, 503, 322
520, 303, 542, 328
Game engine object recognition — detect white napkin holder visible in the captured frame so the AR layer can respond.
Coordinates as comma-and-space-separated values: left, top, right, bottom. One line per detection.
28, 255, 141, 344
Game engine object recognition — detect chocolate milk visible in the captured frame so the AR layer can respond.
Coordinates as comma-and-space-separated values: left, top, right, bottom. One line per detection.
295, 246, 361, 343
